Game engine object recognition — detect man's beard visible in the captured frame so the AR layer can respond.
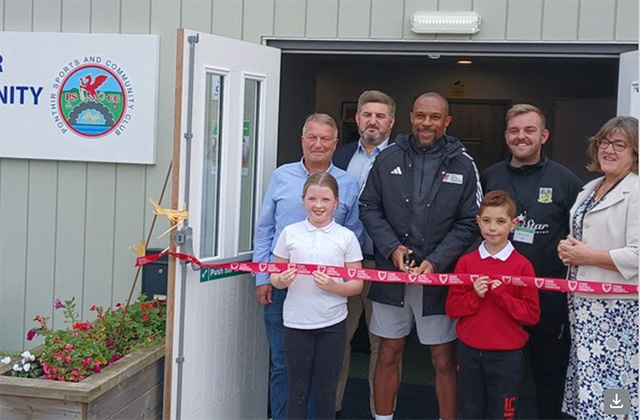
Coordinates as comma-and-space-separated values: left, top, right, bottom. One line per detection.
361, 130, 385, 145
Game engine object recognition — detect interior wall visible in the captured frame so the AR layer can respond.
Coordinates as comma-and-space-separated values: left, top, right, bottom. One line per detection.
554, 97, 617, 182
278, 55, 619, 180
276, 58, 317, 164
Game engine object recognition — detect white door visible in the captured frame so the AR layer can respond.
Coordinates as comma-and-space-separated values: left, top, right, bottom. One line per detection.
171, 29, 280, 419
617, 49, 639, 118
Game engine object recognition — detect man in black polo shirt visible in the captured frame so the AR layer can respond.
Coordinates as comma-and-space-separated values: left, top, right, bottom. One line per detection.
482, 103, 582, 419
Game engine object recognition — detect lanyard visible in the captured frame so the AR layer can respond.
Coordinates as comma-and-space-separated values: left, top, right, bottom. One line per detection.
506, 160, 547, 222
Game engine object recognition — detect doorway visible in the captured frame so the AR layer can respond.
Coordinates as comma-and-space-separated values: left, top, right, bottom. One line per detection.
269, 41, 633, 417
448, 99, 511, 172
274, 52, 623, 182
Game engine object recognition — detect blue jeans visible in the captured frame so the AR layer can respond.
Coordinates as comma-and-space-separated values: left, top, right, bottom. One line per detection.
264, 287, 288, 420
264, 287, 316, 419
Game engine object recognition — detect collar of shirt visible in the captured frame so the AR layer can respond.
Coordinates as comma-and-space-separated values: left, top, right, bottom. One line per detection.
299, 157, 336, 175
347, 137, 390, 188
478, 240, 515, 261
304, 218, 336, 233
356, 137, 390, 157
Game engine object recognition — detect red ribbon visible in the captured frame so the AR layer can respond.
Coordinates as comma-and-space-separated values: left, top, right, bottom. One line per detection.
137, 251, 638, 295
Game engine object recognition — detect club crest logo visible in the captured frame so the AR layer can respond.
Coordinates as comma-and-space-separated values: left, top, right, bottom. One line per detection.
230, 263, 239, 270
537, 187, 553, 204
568, 281, 578, 291
317, 265, 326, 273
534, 278, 545, 289
502, 276, 512, 284
602, 283, 612, 293
408, 274, 417, 283
347, 268, 357, 278
470, 275, 479, 283
377, 271, 387, 281
287, 263, 296, 270
55, 63, 128, 138
258, 263, 267, 272
439, 274, 448, 284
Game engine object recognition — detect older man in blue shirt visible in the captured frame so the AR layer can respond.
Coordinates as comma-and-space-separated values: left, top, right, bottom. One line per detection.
253, 113, 363, 419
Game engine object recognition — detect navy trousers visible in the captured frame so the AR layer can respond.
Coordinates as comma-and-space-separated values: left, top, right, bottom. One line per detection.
457, 341, 524, 420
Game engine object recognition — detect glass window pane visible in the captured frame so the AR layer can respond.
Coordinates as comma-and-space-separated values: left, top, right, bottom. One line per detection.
201, 74, 223, 257
238, 79, 260, 252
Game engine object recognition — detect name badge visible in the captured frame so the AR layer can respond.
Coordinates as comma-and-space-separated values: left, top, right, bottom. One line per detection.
513, 226, 535, 244
443, 173, 463, 184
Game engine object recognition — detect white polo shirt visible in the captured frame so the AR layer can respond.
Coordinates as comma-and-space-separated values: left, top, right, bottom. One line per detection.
273, 218, 363, 329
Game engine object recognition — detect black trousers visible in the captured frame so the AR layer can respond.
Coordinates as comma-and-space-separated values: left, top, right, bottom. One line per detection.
526, 311, 571, 419
284, 320, 346, 420
457, 341, 524, 420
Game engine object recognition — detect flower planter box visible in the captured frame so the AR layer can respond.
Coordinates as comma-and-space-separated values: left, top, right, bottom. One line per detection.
0, 344, 164, 419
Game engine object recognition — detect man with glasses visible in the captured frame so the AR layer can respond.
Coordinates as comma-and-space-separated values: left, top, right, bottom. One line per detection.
481, 104, 582, 419
253, 113, 363, 420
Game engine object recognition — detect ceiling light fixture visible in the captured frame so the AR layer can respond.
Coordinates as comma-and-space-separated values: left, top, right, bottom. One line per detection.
458, 60, 473, 65
411, 11, 481, 34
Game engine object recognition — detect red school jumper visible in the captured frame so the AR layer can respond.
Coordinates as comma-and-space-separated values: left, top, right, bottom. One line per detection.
446, 247, 540, 350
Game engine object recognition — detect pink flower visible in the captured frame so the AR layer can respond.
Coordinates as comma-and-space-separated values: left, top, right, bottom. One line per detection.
54, 298, 63, 309
26, 329, 36, 341
90, 305, 96, 311
106, 337, 113, 348
93, 362, 101, 373
64, 343, 73, 351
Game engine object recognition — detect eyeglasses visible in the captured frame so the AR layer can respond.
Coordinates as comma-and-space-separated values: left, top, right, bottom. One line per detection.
597, 138, 628, 152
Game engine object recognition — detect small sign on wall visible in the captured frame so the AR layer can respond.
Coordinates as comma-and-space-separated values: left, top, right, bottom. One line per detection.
0, 32, 159, 164
451, 79, 466, 97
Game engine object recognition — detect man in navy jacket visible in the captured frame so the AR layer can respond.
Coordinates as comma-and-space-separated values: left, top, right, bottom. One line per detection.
333, 90, 396, 417
360, 92, 482, 420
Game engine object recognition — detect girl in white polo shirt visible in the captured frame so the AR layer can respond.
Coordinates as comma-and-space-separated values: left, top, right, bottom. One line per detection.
271, 172, 363, 420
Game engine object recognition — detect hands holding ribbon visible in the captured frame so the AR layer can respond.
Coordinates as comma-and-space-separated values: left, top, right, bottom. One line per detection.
473, 275, 502, 298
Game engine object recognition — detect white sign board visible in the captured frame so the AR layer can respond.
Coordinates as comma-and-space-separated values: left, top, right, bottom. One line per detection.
0, 31, 159, 164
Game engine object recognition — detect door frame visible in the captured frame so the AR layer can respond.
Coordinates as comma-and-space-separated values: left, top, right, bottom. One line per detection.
167, 29, 280, 419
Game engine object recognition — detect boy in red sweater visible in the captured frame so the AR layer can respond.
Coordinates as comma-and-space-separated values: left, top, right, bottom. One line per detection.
446, 190, 540, 420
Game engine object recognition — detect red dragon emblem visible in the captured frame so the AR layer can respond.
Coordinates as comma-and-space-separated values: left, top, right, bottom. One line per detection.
79, 74, 109, 100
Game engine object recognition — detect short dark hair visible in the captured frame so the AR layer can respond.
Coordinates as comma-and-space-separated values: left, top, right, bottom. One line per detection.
413, 92, 450, 115
586, 116, 638, 174
357, 90, 396, 118
478, 190, 516, 219
302, 172, 339, 200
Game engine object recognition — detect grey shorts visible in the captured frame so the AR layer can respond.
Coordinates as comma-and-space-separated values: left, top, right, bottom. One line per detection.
369, 284, 457, 345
